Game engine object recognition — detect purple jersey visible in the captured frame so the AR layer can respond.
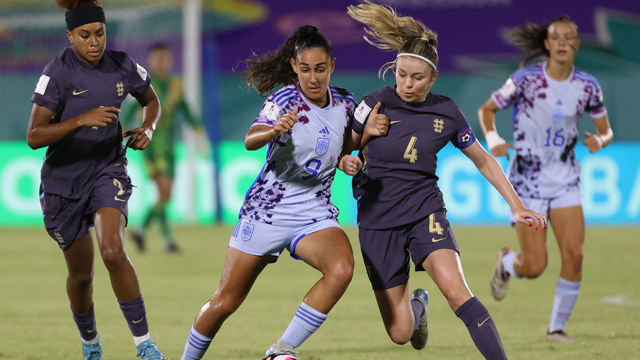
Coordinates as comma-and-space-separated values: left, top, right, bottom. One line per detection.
32, 47, 150, 198
352, 86, 476, 230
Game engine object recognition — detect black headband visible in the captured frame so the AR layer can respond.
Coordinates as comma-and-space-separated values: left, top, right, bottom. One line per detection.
65, 6, 106, 31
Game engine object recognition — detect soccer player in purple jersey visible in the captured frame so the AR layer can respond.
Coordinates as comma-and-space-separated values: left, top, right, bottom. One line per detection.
347, 3, 547, 359
478, 15, 614, 343
179, 26, 375, 360
27, 1, 167, 359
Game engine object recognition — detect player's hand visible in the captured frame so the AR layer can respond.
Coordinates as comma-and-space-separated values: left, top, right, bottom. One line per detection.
273, 109, 298, 136
365, 102, 389, 137
583, 130, 603, 154
123, 126, 153, 150
339, 155, 363, 176
76, 106, 120, 128
513, 208, 547, 231
490, 142, 516, 160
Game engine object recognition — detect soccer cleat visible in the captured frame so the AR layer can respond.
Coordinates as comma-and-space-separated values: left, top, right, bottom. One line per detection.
165, 242, 180, 254
82, 337, 104, 360
136, 339, 168, 360
546, 330, 580, 343
490, 247, 512, 301
130, 230, 146, 252
409, 288, 429, 350
263, 352, 299, 360
264, 341, 298, 360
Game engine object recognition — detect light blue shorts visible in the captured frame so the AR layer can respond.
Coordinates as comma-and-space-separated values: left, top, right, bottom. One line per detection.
229, 217, 342, 260
510, 187, 583, 223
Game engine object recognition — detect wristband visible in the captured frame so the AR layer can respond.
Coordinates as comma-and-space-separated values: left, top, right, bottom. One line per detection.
485, 130, 506, 150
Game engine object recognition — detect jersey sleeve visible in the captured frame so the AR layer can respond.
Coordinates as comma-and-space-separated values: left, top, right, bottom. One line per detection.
351, 96, 377, 135
31, 61, 62, 113
127, 56, 151, 98
449, 104, 476, 149
491, 75, 521, 109
252, 96, 286, 128
585, 77, 607, 118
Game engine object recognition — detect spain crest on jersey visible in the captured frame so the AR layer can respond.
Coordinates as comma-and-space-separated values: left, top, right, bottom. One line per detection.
241, 222, 255, 241
315, 137, 330, 156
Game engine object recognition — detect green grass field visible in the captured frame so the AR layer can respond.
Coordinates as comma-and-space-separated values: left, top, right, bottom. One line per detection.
1, 225, 639, 359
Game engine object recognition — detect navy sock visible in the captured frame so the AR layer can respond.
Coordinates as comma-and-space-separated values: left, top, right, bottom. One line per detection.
455, 297, 506, 360
119, 295, 149, 337
71, 304, 98, 341
411, 298, 424, 331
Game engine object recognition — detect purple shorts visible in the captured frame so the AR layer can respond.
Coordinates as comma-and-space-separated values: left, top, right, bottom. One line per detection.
40, 170, 132, 250
358, 208, 459, 291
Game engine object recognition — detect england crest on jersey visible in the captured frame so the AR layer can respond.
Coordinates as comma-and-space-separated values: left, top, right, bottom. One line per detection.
315, 137, 330, 155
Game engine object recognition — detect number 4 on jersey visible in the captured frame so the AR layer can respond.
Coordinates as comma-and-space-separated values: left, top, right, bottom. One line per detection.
404, 136, 418, 163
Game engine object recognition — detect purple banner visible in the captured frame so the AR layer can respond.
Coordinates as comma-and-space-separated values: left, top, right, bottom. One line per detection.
214, 0, 640, 72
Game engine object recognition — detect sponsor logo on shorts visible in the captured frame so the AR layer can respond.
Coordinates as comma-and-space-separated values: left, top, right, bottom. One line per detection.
431, 237, 447, 243
72, 89, 89, 96
241, 222, 255, 242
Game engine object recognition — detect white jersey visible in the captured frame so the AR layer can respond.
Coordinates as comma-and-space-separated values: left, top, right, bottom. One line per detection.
240, 84, 357, 226
492, 62, 607, 198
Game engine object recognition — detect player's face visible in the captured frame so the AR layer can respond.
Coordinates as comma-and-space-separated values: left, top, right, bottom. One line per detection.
148, 49, 173, 78
395, 56, 438, 103
545, 21, 580, 65
67, 22, 106, 66
290, 48, 335, 108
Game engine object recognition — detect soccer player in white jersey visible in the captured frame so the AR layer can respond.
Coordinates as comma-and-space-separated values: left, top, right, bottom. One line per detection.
179, 25, 384, 360
478, 15, 614, 343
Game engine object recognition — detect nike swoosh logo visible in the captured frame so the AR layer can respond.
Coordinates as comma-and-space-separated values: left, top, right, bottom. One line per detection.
390, 121, 401, 124
114, 196, 126, 202
432, 237, 446, 242
478, 316, 491, 327
87, 328, 95, 333
132, 317, 145, 324
73, 89, 89, 95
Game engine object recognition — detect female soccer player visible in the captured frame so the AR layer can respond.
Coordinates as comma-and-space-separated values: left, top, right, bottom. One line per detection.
27, 1, 166, 359
124, 43, 208, 254
179, 25, 373, 360
347, 3, 547, 359
478, 15, 613, 343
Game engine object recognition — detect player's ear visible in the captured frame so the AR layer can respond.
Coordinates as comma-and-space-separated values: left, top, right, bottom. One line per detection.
330, 57, 336, 74
290, 57, 297, 74
66, 30, 73, 44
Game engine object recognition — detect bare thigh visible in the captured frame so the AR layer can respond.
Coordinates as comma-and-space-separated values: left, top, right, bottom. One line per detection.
548, 205, 585, 281
422, 249, 473, 311
513, 222, 549, 278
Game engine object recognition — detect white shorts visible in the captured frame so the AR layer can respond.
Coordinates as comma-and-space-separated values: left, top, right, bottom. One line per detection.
229, 217, 342, 260
510, 187, 583, 224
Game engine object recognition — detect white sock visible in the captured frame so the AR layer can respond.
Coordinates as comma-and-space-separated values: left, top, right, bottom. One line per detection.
280, 301, 327, 348
134, 333, 151, 347
549, 277, 581, 332
502, 251, 521, 279
81, 334, 100, 345
181, 325, 213, 360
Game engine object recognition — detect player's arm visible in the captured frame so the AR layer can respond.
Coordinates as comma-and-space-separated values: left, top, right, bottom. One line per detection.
461, 140, 547, 230
583, 114, 613, 153
478, 97, 515, 160
245, 109, 298, 151
27, 104, 121, 150
123, 85, 161, 150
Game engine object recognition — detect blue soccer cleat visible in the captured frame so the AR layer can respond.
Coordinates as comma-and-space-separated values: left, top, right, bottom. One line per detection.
410, 288, 429, 350
82, 337, 104, 360
136, 338, 168, 360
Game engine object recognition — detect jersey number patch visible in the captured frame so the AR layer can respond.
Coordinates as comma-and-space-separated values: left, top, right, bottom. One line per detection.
403, 136, 418, 163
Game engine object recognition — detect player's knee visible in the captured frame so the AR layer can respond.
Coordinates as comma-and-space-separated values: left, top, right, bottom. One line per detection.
563, 248, 583, 274
442, 289, 472, 311
212, 295, 243, 318
69, 273, 93, 290
326, 258, 354, 289
100, 245, 127, 270
387, 325, 412, 345
522, 262, 546, 278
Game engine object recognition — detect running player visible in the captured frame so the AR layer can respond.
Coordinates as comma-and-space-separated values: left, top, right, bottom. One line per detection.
179, 25, 372, 360
124, 43, 208, 254
27, 1, 166, 359
478, 15, 614, 343
347, 3, 547, 359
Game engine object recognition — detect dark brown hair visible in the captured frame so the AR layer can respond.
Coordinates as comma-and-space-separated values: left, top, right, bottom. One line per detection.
507, 14, 579, 66
238, 25, 333, 97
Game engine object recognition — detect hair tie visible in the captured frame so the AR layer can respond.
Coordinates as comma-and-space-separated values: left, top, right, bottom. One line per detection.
65, 6, 106, 31
396, 53, 437, 70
